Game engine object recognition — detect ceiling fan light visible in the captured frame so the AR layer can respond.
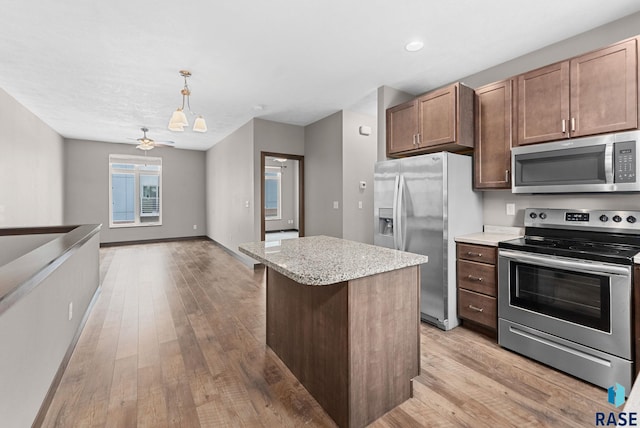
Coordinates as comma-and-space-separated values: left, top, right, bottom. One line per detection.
169, 108, 188, 127
193, 116, 207, 133
136, 144, 154, 151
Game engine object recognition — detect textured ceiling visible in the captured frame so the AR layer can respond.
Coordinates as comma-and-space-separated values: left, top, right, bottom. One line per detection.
1, 0, 640, 150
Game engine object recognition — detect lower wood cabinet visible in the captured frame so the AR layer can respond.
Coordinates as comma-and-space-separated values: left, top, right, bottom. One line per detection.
457, 243, 498, 336
458, 289, 497, 328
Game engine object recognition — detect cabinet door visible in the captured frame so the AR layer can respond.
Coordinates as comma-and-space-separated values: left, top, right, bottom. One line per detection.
387, 99, 417, 155
417, 83, 457, 148
517, 61, 570, 146
570, 39, 638, 137
474, 79, 513, 189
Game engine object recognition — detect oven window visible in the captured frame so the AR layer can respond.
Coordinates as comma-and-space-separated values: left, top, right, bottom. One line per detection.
510, 262, 610, 332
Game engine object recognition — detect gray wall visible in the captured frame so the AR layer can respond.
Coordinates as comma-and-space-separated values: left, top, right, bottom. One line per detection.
0, 233, 99, 427
0, 88, 64, 227
253, 119, 305, 237
342, 111, 377, 244
303, 110, 377, 243
206, 120, 255, 265
304, 111, 344, 238
205, 118, 305, 263
64, 139, 206, 243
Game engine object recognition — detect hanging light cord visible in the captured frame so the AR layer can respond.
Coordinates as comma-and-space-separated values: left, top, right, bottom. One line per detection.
180, 73, 193, 115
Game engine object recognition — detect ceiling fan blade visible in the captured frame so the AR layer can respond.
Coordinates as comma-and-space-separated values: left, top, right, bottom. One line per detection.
154, 142, 175, 148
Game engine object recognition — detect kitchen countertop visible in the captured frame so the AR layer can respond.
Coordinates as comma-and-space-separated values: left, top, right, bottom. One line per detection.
239, 235, 428, 286
624, 375, 640, 414
455, 225, 524, 247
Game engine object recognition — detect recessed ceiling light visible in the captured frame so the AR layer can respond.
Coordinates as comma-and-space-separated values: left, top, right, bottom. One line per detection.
405, 41, 424, 52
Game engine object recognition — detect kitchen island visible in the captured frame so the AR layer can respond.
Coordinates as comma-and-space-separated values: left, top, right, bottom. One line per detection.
239, 235, 428, 428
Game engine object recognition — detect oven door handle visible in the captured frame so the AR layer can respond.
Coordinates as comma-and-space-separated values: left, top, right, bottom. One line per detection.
498, 249, 631, 277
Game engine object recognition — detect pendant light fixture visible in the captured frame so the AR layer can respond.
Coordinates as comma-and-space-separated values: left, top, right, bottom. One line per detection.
168, 70, 207, 133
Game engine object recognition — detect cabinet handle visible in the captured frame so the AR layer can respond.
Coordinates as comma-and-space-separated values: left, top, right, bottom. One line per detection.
468, 304, 484, 313
413, 134, 417, 146
561, 119, 566, 133
505, 170, 510, 183
418, 133, 422, 145
571, 117, 576, 132
467, 275, 483, 282
466, 251, 482, 257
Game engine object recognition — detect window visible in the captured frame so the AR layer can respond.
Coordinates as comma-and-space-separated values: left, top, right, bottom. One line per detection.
109, 154, 162, 227
264, 166, 281, 220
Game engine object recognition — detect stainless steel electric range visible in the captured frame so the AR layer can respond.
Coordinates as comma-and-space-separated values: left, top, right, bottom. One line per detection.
498, 208, 640, 392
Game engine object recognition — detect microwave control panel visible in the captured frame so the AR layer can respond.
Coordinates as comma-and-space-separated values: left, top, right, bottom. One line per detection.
614, 141, 636, 183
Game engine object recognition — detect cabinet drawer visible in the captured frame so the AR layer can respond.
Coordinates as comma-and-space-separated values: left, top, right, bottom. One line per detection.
457, 243, 497, 264
457, 260, 496, 296
458, 289, 497, 329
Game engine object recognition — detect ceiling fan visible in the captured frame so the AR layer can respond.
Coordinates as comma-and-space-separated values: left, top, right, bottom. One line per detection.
131, 127, 175, 151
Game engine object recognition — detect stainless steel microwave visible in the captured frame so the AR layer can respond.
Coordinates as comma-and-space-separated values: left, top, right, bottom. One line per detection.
511, 130, 640, 193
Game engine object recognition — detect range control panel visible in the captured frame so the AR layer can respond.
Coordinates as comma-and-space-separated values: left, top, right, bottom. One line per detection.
524, 208, 640, 232
615, 141, 636, 183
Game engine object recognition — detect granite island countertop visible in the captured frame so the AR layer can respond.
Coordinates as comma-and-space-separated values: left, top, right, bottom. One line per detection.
239, 235, 428, 286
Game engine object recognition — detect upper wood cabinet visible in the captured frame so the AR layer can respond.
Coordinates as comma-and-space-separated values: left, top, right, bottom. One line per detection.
474, 79, 514, 189
517, 38, 638, 146
387, 82, 474, 157
571, 39, 638, 137
386, 99, 418, 154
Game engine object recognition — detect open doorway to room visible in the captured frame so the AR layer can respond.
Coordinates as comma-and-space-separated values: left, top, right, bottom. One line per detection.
261, 152, 304, 242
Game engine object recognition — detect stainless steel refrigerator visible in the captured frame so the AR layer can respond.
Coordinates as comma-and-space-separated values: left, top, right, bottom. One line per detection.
374, 152, 483, 330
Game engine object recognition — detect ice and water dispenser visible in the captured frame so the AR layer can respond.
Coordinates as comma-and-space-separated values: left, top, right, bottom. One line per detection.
378, 208, 394, 236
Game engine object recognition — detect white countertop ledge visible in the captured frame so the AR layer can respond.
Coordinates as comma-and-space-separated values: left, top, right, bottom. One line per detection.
239, 235, 428, 286
455, 226, 524, 247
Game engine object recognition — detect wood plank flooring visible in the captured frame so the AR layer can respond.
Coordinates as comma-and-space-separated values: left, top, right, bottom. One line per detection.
41, 239, 610, 427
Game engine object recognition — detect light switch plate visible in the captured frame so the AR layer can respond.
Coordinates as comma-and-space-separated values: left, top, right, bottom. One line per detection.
333, 201, 339, 209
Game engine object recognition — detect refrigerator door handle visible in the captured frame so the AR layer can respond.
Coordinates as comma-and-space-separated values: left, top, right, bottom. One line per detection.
392, 175, 400, 250
397, 175, 405, 251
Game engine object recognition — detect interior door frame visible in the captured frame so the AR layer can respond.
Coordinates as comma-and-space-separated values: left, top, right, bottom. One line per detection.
261, 151, 305, 241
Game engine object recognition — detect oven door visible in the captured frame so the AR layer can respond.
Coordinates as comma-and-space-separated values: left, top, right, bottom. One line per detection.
498, 249, 632, 359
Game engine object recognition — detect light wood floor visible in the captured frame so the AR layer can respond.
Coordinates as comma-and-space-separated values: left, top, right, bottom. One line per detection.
41, 239, 609, 427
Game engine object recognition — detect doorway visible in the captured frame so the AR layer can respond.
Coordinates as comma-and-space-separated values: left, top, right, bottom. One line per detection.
261, 152, 304, 241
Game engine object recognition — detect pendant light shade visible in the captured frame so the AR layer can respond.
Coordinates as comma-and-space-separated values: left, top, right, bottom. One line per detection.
168, 70, 207, 133
193, 116, 207, 133
170, 108, 188, 126
168, 108, 188, 131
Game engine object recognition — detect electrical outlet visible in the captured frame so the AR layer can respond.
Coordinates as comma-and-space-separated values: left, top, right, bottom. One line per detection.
68, 302, 73, 321
333, 201, 339, 209
245, 201, 250, 208
506, 203, 515, 216
358, 201, 363, 209
193, 224, 197, 230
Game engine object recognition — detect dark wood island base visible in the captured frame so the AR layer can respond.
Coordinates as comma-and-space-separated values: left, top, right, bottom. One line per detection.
266, 266, 420, 428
